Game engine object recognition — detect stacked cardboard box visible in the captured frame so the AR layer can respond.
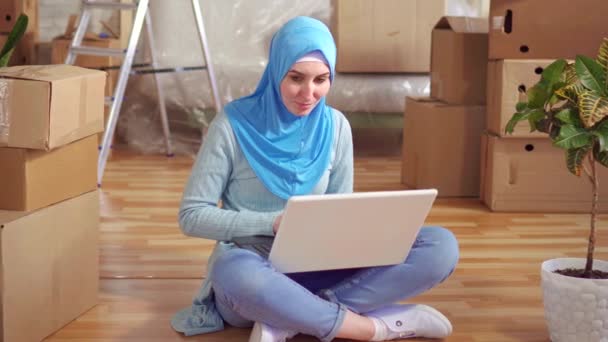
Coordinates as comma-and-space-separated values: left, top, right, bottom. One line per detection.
0, 192, 99, 342
482, 0, 608, 212
401, 16, 488, 197
331, 0, 447, 73
0, 64, 105, 340
51, 16, 122, 143
488, 0, 608, 60
51, 37, 120, 96
51, 15, 121, 97
0, 0, 38, 34
0, 0, 38, 66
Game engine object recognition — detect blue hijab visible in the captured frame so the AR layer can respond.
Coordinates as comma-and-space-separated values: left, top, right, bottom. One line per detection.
225, 16, 336, 200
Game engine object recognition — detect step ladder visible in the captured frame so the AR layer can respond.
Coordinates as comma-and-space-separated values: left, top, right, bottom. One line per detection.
66, 0, 222, 186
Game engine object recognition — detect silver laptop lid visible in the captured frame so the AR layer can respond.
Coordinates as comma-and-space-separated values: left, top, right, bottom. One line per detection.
268, 189, 437, 273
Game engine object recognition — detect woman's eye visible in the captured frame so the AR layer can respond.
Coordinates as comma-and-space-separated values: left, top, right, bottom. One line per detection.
290, 76, 302, 82
314, 77, 327, 84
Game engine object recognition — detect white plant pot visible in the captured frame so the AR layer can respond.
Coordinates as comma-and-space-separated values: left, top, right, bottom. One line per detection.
541, 258, 608, 342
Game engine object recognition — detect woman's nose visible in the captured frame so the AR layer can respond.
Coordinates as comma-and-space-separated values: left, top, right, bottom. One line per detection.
299, 82, 314, 98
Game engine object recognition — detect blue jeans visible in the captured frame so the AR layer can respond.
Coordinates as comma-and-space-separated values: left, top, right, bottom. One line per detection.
210, 226, 459, 342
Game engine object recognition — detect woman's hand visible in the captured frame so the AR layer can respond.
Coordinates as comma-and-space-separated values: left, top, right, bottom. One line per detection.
273, 214, 283, 234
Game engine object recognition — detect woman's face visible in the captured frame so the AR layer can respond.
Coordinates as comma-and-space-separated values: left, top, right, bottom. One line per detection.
280, 61, 331, 116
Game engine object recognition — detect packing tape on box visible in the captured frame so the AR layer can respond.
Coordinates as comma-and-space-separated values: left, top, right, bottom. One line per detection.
0, 79, 9, 145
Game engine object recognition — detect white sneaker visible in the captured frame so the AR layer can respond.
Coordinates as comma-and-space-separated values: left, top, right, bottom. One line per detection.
248, 322, 298, 342
367, 304, 452, 339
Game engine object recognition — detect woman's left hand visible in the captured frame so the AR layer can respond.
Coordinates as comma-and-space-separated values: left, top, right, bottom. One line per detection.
273, 214, 283, 234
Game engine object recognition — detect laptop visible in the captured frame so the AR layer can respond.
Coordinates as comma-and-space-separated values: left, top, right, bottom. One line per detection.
232, 189, 437, 273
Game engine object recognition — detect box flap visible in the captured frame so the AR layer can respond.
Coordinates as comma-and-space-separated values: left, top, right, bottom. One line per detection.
434, 16, 488, 33
0, 65, 106, 83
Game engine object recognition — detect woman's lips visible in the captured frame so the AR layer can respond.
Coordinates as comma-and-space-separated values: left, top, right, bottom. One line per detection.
296, 102, 313, 109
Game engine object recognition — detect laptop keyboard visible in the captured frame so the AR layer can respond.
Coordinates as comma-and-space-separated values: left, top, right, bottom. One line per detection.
251, 243, 271, 256
231, 235, 275, 258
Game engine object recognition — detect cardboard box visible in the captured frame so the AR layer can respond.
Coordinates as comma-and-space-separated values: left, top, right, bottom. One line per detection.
0, 191, 99, 342
0, 0, 38, 34
51, 37, 120, 96
486, 59, 556, 137
51, 37, 121, 68
332, 0, 446, 73
430, 16, 488, 105
0, 64, 105, 150
489, 0, 608, 60
0, 31, 37, 66
402, 97, 485, 197
0, 135, 97, 211
480, 133, 608, 212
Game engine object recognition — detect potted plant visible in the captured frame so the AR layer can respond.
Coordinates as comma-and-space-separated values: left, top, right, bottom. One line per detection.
0, 14, 28, 67
506, 38, 608, 341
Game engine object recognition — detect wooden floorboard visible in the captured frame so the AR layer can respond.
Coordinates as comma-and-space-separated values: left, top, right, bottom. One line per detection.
45, 149, 608, 341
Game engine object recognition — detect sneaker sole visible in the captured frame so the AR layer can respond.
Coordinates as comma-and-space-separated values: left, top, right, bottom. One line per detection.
414, 304, 453, 337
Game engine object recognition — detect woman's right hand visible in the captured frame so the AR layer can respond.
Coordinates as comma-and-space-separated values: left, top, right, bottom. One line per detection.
273, 214, 283, 234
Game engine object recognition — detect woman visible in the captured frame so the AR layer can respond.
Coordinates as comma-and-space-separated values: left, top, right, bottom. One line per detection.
172, 16, 459, 342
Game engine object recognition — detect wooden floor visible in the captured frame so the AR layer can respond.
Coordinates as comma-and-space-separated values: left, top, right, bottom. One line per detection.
44, 149, 608, 342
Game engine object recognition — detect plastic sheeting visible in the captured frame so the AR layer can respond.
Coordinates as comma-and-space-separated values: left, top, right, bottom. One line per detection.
117, 0, 484, 156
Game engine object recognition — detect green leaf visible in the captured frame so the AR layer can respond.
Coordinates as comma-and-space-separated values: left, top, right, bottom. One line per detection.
548, 93, 561, 106
0, 14, 28, 67
527, 84, 550, 109
556, 81, 585, 103
575, 55, 606, 95
553, 124, 593, 149
515, 102, 527, 112
505, 111, 527, 134
599, 38, 608, 71
566, 146, 591, 176
595, 149, 608, 167
528, 109, 546, 132
561, 63, 578, 84
550, 81, 567, 94
598, 38, 608, 92
542, 59, 567, 85
592, 120, 608, 151
555, 107, 582, 127
505, 109, 545, 134
0, 48, 14, 68
579, 90, 608, 127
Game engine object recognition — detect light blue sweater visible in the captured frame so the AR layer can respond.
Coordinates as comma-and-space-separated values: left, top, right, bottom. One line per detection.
171, 109, 353, 335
